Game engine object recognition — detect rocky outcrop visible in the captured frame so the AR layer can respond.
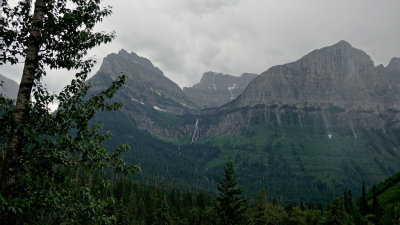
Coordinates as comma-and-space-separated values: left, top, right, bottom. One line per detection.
385, 57, 400, 94
0, 74, 18, 99
89, 42, 400, 139
235, 41, 399, 112
88, 49, 198, 114
88, 50, 199, 138
183, 72, 257, 108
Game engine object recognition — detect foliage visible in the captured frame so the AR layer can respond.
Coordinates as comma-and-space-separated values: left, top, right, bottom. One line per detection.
0, 0, 114, 68
88, 159, 399, 225
372, 184, 383, 225
216, 159, 249, 225
252, 189, 289, 225
0, 0, 138, 224
252, 189, 270, 225
360, 182, 369, 215
326, 197, 354, 225
110, 104, 400, 205
0, 71, 138, 224
361, 171, 400, 225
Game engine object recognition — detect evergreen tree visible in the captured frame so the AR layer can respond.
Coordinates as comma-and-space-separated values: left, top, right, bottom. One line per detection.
347, 190, 354, 215
326, 197, 353, 225
393, 202, 400, 225
360, 182, 369, 215
344, 190, 354, 215
372, 184, 382, 225
216, 160, 249, 225
252, 189, 269, 225
153, 196, 173, 225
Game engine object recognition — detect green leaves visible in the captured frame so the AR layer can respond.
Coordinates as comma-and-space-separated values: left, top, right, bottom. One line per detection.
0, 1, 136, 224
0, 71, 138, 224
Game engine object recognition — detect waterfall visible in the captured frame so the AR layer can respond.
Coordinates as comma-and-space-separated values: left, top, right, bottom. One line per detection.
191, 118, 199, 143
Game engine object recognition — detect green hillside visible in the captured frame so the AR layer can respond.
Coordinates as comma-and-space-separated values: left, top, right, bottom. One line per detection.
366, 172, 400, 224
98, 104, 400, 205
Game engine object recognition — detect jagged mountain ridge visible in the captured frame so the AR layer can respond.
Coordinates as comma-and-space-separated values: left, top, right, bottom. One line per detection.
235, 41, 400, 111
0, 74, 18, 100
183, 72, 257, 108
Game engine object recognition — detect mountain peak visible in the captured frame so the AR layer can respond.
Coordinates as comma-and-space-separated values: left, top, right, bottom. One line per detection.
236, 41, 396, 110
184, 72, 257, 108
333, 40, 352, 48
118, 49, 129, 54
388, 57, 400, 66
89, 50, 197, 114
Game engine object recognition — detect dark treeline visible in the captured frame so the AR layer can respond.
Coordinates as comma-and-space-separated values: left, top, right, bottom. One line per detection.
110, 160, 398, 225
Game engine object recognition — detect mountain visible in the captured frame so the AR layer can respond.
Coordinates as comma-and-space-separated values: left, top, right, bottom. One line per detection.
235, 41, 399, 111
183, 72, 257, 108
90, 42, 400, 204
88, 50, 199, 138
384, 57, 400, 94
89, 49, 197, 114
0, 74, 18, 99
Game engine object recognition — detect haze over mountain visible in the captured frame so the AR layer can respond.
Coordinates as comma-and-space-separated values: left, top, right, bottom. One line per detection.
0, 74, 18, 100
183, 72, 257, 108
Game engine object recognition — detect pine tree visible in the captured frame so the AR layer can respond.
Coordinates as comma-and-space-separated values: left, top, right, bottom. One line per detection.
216, 159, 249, 225
153, 196, 173, 225
360, 182, 369, 215
252, 189, 269, 225
326, 197, 353, 225
347, 190, 354, 215
372, 184, 382, 225
393, 202, 400, 225
344, 190, 353, 215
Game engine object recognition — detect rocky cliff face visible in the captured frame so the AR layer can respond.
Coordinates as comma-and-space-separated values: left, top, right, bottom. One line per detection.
88, 50, 199, 138
89, 49, 198, 114
89, 42, 400, 139
235, 41, 399, 111
385, 57, 400, 94
0, 74, 18, 99
183, 72, 257, 108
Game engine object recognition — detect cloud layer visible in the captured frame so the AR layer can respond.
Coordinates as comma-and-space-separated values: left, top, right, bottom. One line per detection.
1, 0, 400, 91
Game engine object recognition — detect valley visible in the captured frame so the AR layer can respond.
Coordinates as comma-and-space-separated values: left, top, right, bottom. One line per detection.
88, 41, 400, 204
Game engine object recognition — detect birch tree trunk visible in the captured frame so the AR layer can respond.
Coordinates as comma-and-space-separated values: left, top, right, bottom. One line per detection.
1, 0, 45, 199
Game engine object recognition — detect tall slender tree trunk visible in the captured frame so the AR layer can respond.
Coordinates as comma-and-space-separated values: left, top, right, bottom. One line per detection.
0, 0, 44, 199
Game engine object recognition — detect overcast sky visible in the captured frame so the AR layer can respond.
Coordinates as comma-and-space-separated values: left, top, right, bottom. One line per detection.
1, 0, 400, 92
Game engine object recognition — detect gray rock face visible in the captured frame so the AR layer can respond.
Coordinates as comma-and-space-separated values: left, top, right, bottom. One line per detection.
183, 72, 257, 108
0, 74, 18, 99
88, 50, 199, 138
88, 49, 197, 114
235, 41, 399, 111
385, 57, 400, 94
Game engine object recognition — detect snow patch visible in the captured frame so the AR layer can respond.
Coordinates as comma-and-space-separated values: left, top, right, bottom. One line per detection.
153, 106, 167, 112
131, 98, 145, 105
227, 83, 237, 99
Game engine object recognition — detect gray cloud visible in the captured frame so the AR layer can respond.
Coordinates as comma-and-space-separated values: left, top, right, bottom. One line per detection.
1, 0, 400, 90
